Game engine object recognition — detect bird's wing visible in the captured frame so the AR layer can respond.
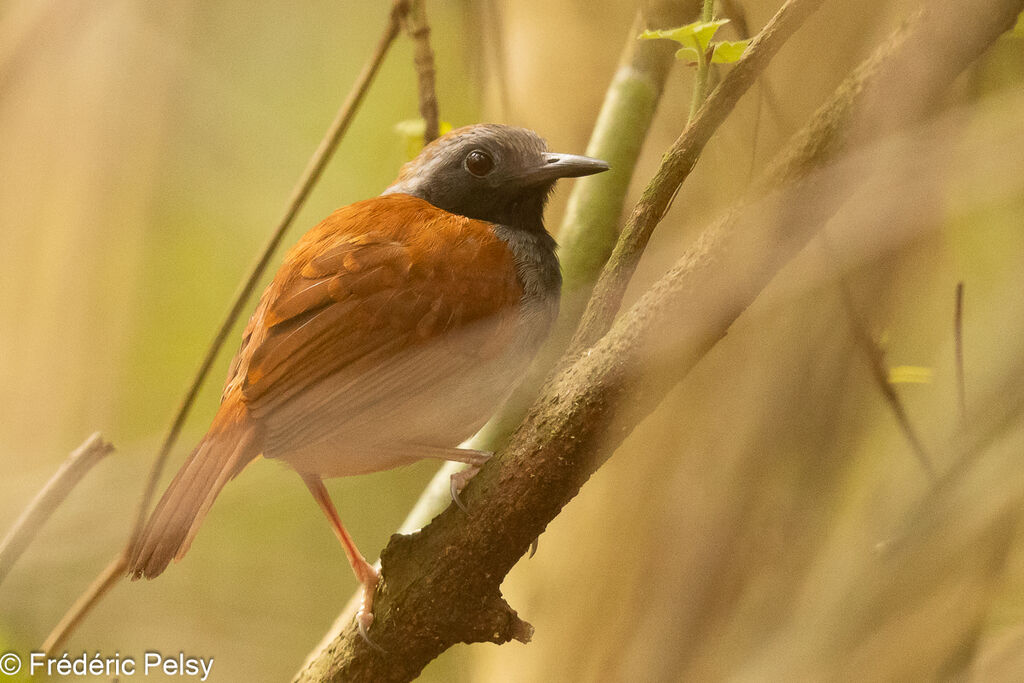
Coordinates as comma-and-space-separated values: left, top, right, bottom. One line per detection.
225, 194, 522, 422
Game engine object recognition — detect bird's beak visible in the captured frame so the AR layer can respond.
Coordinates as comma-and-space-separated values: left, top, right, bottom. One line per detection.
518, 152, 610, 185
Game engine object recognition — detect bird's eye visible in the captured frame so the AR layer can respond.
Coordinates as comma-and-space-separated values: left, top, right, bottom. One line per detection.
464, 149, 494, 177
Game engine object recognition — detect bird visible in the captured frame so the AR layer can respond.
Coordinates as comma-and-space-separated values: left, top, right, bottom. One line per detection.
126, 123, 609, 640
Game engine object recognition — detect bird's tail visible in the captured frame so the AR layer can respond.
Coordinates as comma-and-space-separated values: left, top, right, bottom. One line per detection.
127, 411, 257, 580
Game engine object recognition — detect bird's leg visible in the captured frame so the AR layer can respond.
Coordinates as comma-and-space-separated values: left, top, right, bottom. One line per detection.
401, 444, 492, 512
410, 445, 492, 467
302, 475, 383, 651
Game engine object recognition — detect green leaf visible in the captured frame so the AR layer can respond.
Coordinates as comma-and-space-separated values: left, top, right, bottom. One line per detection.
887, 366, 934, 384
711, 39, 750, 64
675, 47, 700, 63
395, 118, 453, 159
639, 19, 729, 52
692, 19, 729, 50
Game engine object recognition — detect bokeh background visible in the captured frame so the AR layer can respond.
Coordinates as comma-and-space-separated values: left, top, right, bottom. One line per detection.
2, 0, 1024, 680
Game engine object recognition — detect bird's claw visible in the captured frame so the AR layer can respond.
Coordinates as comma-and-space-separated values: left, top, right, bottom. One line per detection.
357, 609, 385, 653
450, 477, 468, 512
449, 464, 482, 512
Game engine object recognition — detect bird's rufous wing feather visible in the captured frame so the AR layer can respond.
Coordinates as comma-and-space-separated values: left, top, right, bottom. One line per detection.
226, 194, 522, 421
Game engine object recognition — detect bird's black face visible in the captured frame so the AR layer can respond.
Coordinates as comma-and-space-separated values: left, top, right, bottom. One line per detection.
384, 124, 609, 231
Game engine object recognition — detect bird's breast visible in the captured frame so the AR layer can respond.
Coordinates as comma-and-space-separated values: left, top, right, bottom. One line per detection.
492, 223, 562, 343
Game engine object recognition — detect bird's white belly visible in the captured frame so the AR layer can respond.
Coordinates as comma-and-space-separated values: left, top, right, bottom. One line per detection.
260, 307, 551, 478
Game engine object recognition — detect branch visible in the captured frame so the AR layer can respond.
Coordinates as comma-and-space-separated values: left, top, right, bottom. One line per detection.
0, 433, 113, 588
295, 0, 1023, 678
403, 0, 440, 143
295, 3, 698, 664
569, 0, 827, 356
41, 0, 409, 655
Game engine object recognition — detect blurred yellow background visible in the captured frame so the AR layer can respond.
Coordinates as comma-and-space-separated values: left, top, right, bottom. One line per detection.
2, 0, 1024, 681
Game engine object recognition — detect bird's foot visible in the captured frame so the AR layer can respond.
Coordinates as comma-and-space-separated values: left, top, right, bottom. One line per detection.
449, 458, 489, 513
354, 561, 385, 653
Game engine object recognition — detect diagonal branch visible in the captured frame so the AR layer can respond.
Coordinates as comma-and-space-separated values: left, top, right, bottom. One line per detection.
295, 0, 1023, 679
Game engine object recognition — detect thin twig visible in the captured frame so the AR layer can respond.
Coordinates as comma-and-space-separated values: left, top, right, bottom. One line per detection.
42, 551, 124, 654
404, 0, 440, 143
570, 0, 826, 357
0, 433, 113, 588
836, 277, 937, 481
955, 281, 966, 419
42, 1, 409, 655
41, 554, 124, 655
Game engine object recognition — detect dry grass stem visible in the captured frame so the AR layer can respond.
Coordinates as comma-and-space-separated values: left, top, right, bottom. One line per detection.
0, 433, 113, 588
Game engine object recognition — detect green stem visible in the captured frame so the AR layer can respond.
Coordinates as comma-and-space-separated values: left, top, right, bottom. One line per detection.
701, 0, 714, 22
689, 0, 716, 121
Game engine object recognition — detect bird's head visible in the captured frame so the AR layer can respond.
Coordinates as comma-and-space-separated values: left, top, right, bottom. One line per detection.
384, 124, 609, 231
